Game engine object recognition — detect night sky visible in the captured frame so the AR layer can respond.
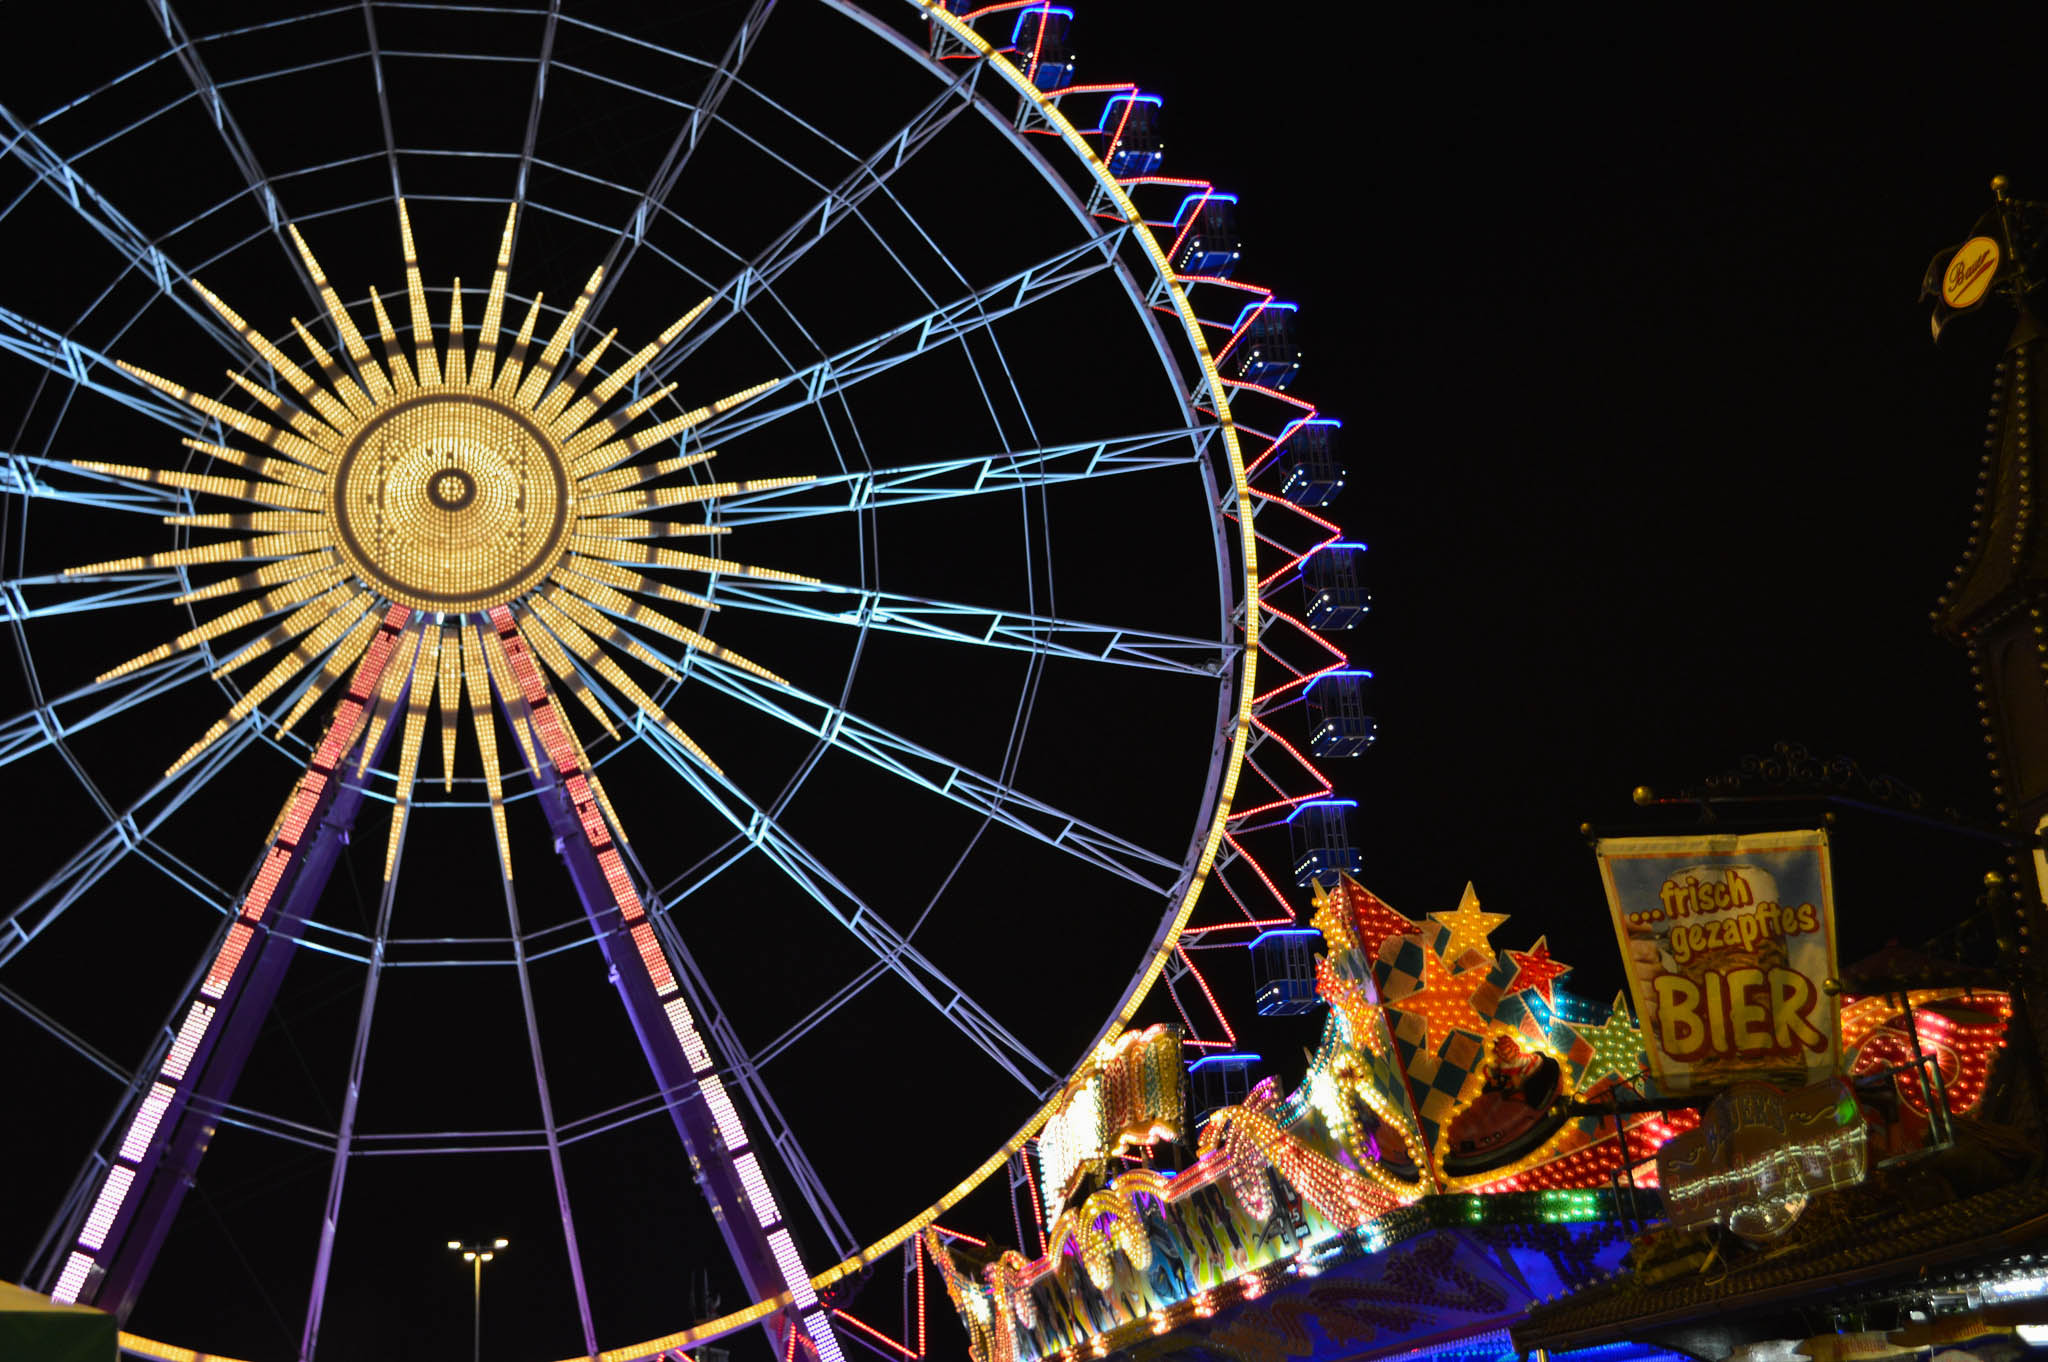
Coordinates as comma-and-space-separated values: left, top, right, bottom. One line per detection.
1, 6, 2043, 1361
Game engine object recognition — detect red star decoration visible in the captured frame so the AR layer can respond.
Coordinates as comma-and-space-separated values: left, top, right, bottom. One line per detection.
1503, 935, 1572, 1007
1319, 876, 1421, 963
1389, 939, 1488, 1052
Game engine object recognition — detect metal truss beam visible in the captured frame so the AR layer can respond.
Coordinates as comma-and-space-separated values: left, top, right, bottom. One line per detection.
0, 570, 188, 626
670, 649, 1184, 896
0, 304, 212, 437
644, 54, 982, 373
584, 0, 778, 326
712, 578, 1235, 679
0, 102, 248, 364
358, 0, 402, 203
641, 870, 860, 1261
145, 0, 324, 313
0, 722, 251, 974
0, 653, 208, 770
2, 452, 193, 518
710, 426, 1210, 525
669, 229, 1127, 445
623, 717, 1061, 1098
511, 0, 562, 228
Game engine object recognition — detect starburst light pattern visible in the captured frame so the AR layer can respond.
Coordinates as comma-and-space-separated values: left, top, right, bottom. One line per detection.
54, 202, 815, 813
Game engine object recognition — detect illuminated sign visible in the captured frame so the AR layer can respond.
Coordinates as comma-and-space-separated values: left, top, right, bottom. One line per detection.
1942, 236, 2001, 309
1597, 830, 1840, 1092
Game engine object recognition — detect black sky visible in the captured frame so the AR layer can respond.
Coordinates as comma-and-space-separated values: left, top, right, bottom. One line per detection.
4, 6, 2045, 1361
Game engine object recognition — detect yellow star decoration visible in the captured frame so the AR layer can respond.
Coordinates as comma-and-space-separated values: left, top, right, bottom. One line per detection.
1387, 941, 1487, 1053
57, 201, 815, 820
1427, 881, 1508, 965
1569, 992, 1647, 1088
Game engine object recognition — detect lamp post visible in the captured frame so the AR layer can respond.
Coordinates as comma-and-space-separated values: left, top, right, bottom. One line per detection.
447, 1237, 508, 1362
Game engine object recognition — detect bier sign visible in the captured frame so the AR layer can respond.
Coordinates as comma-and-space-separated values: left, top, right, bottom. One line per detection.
1596, 830, 1840, 1092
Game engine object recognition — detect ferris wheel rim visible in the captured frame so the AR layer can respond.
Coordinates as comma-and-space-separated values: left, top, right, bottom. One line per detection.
0, 1, 1264, 1356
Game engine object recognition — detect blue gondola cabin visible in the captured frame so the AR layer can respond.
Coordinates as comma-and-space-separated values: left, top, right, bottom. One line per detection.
1277, 417, 1344, 508
1103, 94, 1163, 177
1169, 192, 1239, 277
1301, 541, 1370, 630
1010, 6, 1075, 91
1250, 929, 1324, 1016
1288, 798, 1361, 888
1304, 669, 1376, 757
1226, 301, 1301, 389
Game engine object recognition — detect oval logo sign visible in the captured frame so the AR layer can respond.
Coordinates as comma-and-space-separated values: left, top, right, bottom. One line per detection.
1942, 235, 2001, 309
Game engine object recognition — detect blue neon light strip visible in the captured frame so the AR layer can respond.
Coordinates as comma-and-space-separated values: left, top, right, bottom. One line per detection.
1232, 300, 1299, 329
1185, 1052, 1261, 1071
1247, 928, 1323, 949
1301, 668, 1374, 695
1284, 798, 1358, 824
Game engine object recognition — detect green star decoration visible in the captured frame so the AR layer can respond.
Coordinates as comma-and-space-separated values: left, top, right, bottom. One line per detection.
1571, 991, 1647, 1087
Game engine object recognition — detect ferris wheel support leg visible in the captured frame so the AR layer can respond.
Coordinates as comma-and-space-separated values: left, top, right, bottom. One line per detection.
484, 609, 840, 1362
46, 606, 414, 1318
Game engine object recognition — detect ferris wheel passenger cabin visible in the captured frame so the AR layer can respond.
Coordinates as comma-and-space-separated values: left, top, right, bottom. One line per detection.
1169, 192, 1240, 276
1102, 94, 1164, 177
1007, 6, 1075, 90
1226, 300, 1302, 388
1299, 540, 1371, 630
1277, 416, 1344, 507
1250, 928, 1325, 1016
1287, 798, 1362, 888
1303, 669, 1376, 758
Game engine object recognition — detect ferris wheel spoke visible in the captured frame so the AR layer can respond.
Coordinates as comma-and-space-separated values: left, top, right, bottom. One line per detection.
713, 578, 1236, 679
669, 230, 1128, 445
709, 426, 1214, 525
144, 1, 326, 316
581, 0, 781, 327
667, 647, 1186, 895
0, 303, 212, 438
643, 61, 984, 377
510, 1, 563, 234
494, 836, 604, 1356
638, 889, 861, 1260
0, 718, 255, 975
1, 452, 196, 518
0, 102, 252, 366
359, 0, 403, 204
624, 720, 1061, 1097
0, 652, 210, 771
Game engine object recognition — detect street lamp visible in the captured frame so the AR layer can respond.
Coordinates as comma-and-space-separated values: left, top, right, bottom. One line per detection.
447, 1237, 509, 1362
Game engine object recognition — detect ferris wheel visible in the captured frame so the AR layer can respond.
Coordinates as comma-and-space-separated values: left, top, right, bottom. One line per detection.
0, 3, 1367, 1359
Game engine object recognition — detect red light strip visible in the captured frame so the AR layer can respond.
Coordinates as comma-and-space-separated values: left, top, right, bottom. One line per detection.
1176, 946, 1237, 1047
1219, 377, 1316, 412
1165, 189, 1215, 265
831, 1309, 920, 1361
1221, 832, 1294, 919
931, 1224, 986, 1247
1023, 1, 1051, 84
1212, 298, 1272, 366
957, 0, 1041, 20
1181, 917, 1293, 937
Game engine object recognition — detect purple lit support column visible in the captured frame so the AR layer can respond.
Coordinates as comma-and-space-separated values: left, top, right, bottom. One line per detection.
489, 607, 840, 1362
47, 605, 415, 1317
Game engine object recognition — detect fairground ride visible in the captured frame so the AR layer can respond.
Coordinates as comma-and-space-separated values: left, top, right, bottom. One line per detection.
0, 3, 1366, 1359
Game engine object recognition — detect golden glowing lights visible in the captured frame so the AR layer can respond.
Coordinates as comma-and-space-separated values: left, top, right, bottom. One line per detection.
58, 200, 817, 783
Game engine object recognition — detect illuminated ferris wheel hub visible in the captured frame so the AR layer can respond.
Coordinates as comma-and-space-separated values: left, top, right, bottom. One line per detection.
332, 395, 571, 611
